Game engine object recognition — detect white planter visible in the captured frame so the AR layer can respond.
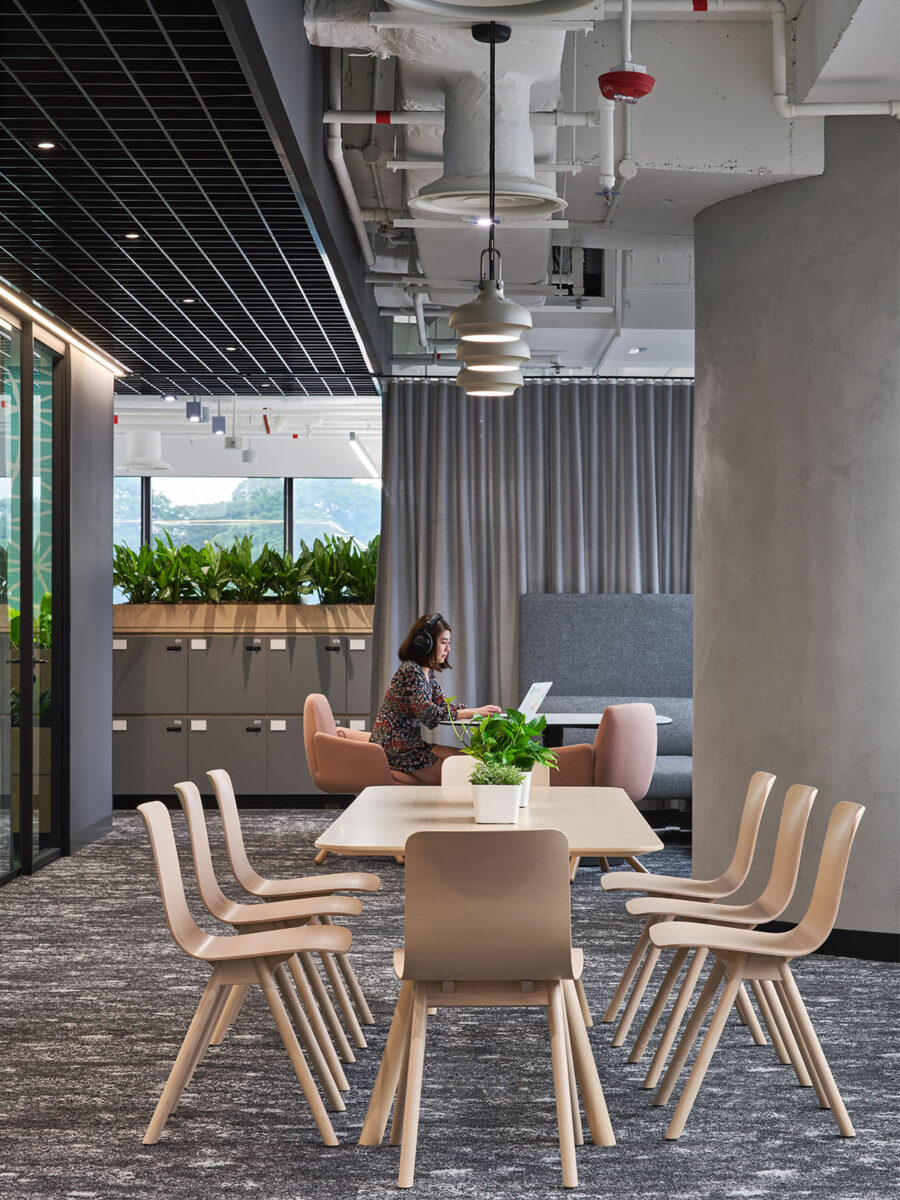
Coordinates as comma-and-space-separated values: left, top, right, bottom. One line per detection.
519, 770, 534, 808
472, 784, 522, 824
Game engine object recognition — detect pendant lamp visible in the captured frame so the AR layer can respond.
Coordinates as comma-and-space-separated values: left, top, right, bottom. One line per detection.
450, 22, 531, 390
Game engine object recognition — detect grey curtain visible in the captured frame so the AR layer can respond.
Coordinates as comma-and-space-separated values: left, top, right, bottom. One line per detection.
371, 377, 693, 716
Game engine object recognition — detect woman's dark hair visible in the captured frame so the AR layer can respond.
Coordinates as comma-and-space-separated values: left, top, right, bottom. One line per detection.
398, 613, 452, 670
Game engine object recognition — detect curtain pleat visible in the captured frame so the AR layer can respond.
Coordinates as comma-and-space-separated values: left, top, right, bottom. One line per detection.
372, 378, 693, 715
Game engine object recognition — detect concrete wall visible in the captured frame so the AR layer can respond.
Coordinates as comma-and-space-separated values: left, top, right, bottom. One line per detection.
693, 116, 900, 936
67, 349, 114, 851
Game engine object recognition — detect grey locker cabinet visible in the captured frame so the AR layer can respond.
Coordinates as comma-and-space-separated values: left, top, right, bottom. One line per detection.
113, 717, 187, 795
345, 636, 373, 715
266, 718, 318, 795
187, 636, 268, 714
113, 636, 187, 714
188, 717, 268, 795
267, 635, 347, 714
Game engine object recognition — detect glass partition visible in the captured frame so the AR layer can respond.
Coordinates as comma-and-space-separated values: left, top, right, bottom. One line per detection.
0, 320, 20, 875
292, 478, 381, 550
32, 341, 57, 860
150, 477, 284, 550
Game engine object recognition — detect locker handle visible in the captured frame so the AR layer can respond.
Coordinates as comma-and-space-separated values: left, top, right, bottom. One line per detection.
245, 645, 262, 652
166, 644, 183, 652
325, 645, 341, 652
166, 726, 183, 733
245, 725, 262, 733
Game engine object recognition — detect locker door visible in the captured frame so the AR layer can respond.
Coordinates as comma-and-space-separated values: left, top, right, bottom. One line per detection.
187, 636, 267, 714
267, 636, 346, 714
267, 718, 318, 795
113, 637, 187, 713
112, 717, 187, 795
188, 717, 267, 795
345, 636, 373, 715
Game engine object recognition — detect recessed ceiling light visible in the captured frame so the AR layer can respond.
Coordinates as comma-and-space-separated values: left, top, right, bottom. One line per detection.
628, 346, 647, 355
163, 393, 176, 403
224, 345, 237, 352
125, 232, 140, 240
182, 297, 196, 304
260, 382, 271, 387
36, 141, 55, 150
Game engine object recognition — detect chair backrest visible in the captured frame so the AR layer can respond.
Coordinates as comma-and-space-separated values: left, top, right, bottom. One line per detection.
138, 800, 210, 958
175, 780, 233, 920
440, 754, 476, 798
715, 770, 777, 890
774, 801, 865, 954
206, 767, 265, 893
752, 784, 817, 918
592, 703, 658, 799
402, 829, 574, 982
304, 693, 337, 782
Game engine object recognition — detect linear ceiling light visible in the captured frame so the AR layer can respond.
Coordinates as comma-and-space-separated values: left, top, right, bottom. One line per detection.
349, 431, 379, 477
0, 282, 127, 376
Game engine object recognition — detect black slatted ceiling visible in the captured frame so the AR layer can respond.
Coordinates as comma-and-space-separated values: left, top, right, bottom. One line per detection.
0, 0, 376, 396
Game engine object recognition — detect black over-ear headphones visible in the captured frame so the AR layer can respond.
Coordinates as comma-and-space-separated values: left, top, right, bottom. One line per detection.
411, 613, 444, 657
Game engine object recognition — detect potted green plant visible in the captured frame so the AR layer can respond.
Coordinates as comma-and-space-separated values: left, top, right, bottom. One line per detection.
453, 708, 557, 807
468, 761, 524, 823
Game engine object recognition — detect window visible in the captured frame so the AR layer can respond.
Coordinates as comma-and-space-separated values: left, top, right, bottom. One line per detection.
293, 478, 381, 551
150, 477, 284, 550
113, 477, 142, 551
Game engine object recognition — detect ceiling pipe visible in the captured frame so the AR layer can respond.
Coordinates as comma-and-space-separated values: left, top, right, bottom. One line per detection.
324, 110, 614, 127
413, 292, 429, 350
326, 48, 376, 269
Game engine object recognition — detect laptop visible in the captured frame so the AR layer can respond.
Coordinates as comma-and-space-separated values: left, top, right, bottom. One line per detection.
517, 681, 552, 719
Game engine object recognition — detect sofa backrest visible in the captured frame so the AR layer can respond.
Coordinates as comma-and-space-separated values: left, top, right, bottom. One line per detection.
519, 593, 693, 700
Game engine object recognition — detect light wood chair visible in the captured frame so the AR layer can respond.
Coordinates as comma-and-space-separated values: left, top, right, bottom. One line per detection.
206, 767, 379, 1050
137, 800, 352, 1147
175, 780, 369, 1100
648, 800, 865, 1139
622, 783, 817, 1085
599, 770, 776, 1037
359, 829, 616, 1189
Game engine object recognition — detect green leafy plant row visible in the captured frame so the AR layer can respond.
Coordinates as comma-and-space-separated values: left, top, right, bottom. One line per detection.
112, 532, 379, 605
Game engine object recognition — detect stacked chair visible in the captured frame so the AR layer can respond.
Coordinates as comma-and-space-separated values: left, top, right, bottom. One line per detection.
137, 770, 381, 1146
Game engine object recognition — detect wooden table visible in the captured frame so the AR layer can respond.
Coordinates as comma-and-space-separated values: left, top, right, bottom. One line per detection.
315, 784, 664, 859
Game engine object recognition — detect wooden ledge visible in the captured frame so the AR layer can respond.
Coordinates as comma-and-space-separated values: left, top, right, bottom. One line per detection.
113, 603, 374, 635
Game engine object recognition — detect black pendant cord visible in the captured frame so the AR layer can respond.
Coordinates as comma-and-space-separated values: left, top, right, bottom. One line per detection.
488, 20, 495, 279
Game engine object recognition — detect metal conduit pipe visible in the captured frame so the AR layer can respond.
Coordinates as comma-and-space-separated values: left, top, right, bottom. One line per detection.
323, 110, 613, 127
326, 49, 376, 269
413, 292, 429, 351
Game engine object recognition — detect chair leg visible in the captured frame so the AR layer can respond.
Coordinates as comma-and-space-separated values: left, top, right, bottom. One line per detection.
612, 930, 669, 1046
760, 980, 812, 1088
654, 959, 725, 1106
287, 955, 350, 1091
314, 849, 329, 866
777, 965, 855, 1136
665, 962, 746, 1140
643, 947, 708, 1089
603, 918, 653, 1023
300, 952, 356, 1063
209, 983, 249, 1046
562, 979, 616, 1147
274, 962, 345, 1112
320, 950, 367, 1048
629, 947, 689, 1063
548, 981, 578, 1188
390, 1005, 414, 1147
562, 1001, 583, 1146
574, 976, 593, 1026
735, 983, 767, 1046
772, 980, 828, 1104
177, 981, 233, 1088
318, 915, 375, 1025
360, 981, 415, 1146
143, 978, 225, 1145
255, 960, 338, 1146
397, 984, 430, 1189
750, 979, 790, 1065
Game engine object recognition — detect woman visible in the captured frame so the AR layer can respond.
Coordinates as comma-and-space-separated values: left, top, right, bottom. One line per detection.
371, 613, 500, 784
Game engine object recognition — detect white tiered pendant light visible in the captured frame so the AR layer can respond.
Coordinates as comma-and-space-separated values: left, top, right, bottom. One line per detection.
449, 22, 531, 396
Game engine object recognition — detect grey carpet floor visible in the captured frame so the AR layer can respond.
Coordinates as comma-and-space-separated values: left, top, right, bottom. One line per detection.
0, 808, 896, 1200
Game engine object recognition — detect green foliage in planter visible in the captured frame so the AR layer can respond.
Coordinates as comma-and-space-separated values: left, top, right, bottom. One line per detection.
297, 534, 380, 605
9, 592, 53, 649
112, 531, 377, 605
469, 761, 524, 786
451, 707, 558, 772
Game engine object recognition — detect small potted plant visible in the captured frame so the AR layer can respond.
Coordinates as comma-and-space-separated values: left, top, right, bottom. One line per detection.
469, 761, 525, 823
447, 705, 558, 809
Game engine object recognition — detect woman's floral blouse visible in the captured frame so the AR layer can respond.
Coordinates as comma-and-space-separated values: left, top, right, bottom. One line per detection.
370, 660, 464, 772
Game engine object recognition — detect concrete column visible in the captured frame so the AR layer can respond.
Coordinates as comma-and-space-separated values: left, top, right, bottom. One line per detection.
693, 117, 900, 937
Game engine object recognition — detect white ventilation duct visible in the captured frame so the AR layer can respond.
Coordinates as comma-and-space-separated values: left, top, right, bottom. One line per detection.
409, 70, 565, 218
119, 430, 172, 472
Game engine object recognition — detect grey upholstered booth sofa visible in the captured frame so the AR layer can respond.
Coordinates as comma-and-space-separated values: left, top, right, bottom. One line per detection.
519, 593, 693, 803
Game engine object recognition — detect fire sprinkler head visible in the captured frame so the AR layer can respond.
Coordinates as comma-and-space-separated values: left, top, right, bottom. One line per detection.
598, 66, 655, 104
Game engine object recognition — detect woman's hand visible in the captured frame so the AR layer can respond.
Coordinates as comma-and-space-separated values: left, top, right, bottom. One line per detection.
457, 704, 503, 719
